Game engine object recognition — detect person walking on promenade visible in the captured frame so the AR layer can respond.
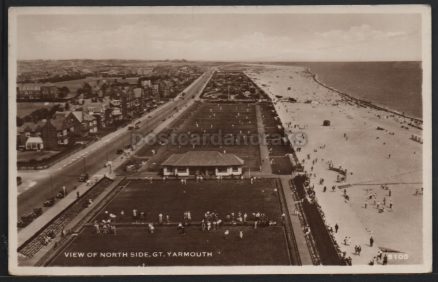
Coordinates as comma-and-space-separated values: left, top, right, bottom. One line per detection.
370, 236, 374, 247
335, 223, 339, 233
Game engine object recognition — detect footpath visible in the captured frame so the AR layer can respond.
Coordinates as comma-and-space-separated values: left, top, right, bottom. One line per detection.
255, 104, 272, 174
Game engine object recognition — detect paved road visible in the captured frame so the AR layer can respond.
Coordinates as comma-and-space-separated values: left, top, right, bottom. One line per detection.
17, 69, 214, 217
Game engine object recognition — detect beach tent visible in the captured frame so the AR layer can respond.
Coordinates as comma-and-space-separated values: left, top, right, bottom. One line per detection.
323, 120, 331, 126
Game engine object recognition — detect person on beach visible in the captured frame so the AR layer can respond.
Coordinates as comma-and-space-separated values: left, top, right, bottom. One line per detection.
370, 236, 374, 247
382, 254, 388, 265
335, 223, 339, 233
323, 186, 327, 192
376, 250, 383, 262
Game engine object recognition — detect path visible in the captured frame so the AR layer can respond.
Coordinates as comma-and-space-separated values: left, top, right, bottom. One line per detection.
255, 104, 272, 174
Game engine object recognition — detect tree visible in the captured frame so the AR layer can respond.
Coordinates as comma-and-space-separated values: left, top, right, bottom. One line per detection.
81, 82, 92, 98
58, 86, 70, 98
17, 117, 24, 127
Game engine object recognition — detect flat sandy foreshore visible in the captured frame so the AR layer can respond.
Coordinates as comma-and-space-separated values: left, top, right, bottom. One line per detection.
246, 64, 423, 265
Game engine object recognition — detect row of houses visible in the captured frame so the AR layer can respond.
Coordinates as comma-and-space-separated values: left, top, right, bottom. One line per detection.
16, 84, 62, 100
17, 110, 98, 151
17, 85, 158, 151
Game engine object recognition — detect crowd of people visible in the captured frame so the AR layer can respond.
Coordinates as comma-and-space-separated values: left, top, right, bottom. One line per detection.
368, 249, 389, 265
363, 185, 394, 213
92, 207, 279, 237
93, 219, 117, 235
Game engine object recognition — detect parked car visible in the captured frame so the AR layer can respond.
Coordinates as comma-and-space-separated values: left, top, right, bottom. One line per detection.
78, 173, 89, 182
43, 197, 55, 207
33, 207, 43, 217
17, 220, 26, 228
20, 213, 36, 226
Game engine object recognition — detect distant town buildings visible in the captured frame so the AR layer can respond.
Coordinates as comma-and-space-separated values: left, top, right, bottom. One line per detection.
16, 63, 204, 153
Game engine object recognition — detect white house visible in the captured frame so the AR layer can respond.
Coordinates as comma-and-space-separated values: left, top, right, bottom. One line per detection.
25, 136, 44, 151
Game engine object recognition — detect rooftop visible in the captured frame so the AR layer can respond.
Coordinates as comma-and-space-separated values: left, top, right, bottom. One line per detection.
161, 151, 244, 167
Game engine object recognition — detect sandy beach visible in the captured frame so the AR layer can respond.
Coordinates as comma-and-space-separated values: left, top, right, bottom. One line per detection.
246, 64, 423, 265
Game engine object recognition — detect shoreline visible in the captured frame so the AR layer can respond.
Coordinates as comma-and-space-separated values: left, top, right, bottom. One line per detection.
245, 64, 423, 265
307, 68, 423, 125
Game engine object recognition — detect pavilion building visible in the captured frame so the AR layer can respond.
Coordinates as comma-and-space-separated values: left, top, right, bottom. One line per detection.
161, 151, 244, 177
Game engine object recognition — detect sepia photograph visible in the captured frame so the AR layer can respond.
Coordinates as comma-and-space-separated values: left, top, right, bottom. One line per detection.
7, 5, 432, 275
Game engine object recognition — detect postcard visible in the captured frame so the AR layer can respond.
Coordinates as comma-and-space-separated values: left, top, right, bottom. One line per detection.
8, 5, 432, 275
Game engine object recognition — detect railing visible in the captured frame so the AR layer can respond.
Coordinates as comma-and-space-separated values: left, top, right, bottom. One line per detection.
289, 179, 320, 265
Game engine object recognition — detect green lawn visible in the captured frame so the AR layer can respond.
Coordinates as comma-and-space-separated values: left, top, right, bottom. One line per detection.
17, 102, 61, 118
93, 179, 283, 223
48, 178, 291, 266
17, 150, 60, 162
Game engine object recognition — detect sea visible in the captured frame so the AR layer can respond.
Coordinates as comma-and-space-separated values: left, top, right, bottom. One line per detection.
279, 62, 423, 119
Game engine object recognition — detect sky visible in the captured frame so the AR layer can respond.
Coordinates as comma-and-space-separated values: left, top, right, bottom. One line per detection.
15, 12, 423, 61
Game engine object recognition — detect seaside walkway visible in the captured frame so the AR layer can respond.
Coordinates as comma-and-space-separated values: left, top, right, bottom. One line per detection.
255, 104, 273, 174
279, 176, 314, 265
